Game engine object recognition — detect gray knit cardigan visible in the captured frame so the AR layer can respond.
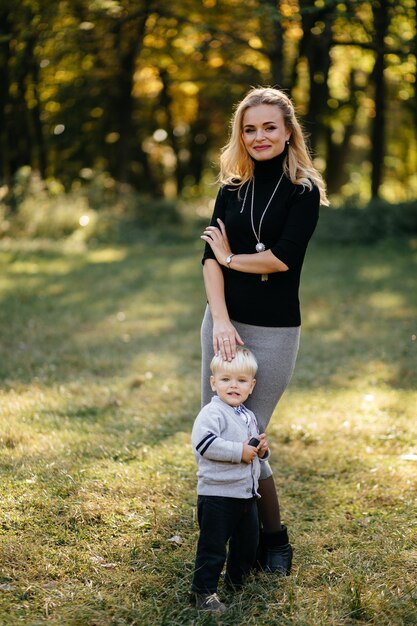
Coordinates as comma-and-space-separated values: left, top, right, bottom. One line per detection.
191, 395, 270, 499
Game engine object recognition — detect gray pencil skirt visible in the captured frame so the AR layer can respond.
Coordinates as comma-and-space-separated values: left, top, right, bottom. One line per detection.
201, 306, 300, 479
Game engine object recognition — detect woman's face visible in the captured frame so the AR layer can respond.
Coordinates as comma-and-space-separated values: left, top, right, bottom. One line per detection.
241, 104, 291, 161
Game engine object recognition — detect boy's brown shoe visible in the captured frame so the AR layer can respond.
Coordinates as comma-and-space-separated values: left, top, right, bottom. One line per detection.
194, 592, 227, 613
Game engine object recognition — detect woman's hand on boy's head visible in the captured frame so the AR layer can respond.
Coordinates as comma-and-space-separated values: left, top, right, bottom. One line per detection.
212, 319, 244, 362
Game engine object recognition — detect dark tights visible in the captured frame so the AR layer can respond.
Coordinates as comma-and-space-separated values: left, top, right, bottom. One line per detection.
257, 476, 282, 532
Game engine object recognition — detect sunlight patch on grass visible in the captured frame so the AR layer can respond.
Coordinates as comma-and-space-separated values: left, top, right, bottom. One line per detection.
87, 247, 127, 263
368, 290, 407, 311
358, 264, 393, 280
6, 257, 83, 276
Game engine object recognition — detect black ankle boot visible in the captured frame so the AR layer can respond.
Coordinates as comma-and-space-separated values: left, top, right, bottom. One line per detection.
263, 525, 293, 575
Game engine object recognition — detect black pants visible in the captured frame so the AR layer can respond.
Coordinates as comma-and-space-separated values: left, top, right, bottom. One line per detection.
191, 495, 259, 594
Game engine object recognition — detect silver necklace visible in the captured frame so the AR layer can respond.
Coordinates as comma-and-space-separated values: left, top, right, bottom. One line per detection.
250, 172, 284, 252
240, 171, 284, 281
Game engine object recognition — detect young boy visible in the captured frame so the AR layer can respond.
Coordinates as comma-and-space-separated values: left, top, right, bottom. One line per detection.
191, 347, 269, 613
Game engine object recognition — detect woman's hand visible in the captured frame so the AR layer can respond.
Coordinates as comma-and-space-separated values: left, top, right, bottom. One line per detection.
201, 218, 231, 266
202, 219, 244, 361
212, 319, 244, 362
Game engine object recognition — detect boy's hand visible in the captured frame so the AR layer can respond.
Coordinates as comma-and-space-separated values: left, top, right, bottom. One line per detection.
241, 442, 258, 464
257, 433, 269, 459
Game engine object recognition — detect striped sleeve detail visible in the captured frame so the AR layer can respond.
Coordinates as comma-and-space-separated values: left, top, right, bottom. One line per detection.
196, 432, 217, 456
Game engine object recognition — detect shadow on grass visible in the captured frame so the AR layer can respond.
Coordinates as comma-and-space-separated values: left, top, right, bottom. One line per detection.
0, 237, 416, 468
1, 237, 416, 390
0, 237, 204, 379
295, 240, 417, 391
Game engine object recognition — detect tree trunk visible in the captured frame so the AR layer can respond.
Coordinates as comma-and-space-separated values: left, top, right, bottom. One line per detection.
114, 1, 152, 185
298, 2, 333, 154
370, 0, 389, 199
0, 8, 12, 189
26, 32, 47, 179
259, 0, 285, 88
159, 68, 188, 195
188, 97, 212, 187
325, 70, 360, 194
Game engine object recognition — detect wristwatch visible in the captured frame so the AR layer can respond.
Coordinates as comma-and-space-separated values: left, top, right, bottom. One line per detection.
225, 254, 235, 268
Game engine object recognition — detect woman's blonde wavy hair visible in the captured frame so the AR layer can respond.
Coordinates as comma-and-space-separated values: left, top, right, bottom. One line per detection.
219, 87, 329, 206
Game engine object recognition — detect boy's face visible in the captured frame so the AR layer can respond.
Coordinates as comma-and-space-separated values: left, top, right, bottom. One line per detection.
210, 369, 256, 407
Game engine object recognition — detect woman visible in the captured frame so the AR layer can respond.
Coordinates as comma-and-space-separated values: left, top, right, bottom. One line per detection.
200, 87, 329, 575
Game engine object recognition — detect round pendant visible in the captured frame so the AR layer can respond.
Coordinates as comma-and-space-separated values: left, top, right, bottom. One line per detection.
256, 242, 265, 252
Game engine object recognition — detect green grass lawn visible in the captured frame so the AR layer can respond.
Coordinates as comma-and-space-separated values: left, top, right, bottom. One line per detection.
0, 232, 416, 625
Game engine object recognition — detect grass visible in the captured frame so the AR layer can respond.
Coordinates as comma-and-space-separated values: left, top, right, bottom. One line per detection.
0, 230, 416, 625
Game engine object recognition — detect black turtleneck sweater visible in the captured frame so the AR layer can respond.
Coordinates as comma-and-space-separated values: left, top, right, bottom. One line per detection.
202, 153, 320, 327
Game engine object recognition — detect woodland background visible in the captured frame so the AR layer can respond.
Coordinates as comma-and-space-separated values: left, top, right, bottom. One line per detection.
0, 0, 416, 241
1, 3, 417, 624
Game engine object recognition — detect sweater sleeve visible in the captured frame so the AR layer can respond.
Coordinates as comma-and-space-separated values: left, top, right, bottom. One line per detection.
270, 184, 320, 269
192, 405, 243, 464
202, 186, 227, 264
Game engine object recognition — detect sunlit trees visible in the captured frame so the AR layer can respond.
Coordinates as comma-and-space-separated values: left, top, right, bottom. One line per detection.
0, 0, 416, 204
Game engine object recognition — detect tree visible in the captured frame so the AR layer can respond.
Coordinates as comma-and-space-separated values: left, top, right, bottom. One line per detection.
0, 0, 416, 205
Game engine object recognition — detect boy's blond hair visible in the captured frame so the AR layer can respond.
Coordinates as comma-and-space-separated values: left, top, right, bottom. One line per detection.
210, 347, 258, 378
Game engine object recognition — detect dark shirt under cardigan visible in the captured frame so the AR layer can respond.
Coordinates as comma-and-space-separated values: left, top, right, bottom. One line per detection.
202, 152, 320, 327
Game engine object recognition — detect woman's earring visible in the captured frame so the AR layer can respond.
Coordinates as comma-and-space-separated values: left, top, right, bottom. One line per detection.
286, 140, 290, 146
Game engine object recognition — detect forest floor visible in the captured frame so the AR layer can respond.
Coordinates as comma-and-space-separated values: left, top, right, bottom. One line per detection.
0, 232, 416, 625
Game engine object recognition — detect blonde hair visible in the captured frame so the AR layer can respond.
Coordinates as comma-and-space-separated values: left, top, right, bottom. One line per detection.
219, 87, 329, 206
210, 347, 258, 379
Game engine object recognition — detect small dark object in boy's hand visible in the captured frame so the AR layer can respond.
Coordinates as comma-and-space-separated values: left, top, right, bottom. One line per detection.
248, 437, 260, 447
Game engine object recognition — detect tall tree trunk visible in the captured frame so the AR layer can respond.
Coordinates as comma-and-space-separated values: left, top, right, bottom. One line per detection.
370, 0, 389, 199
412, 0, 417, 150
259, 0, 285, 88
159, 68, 188, 195
114, 1, 152, 185
26, 32, 47, 178
325, 70, 359, 194
298, 2, 333, 154
188, 97, 212, 187
0, 8, 12, 189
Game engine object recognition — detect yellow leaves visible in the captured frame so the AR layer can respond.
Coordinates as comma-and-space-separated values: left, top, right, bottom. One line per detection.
79, 21, 95, 31
133, 67, 162, 98
313, 71, 325, 84
311, 21, 326, 36
44, 101, 61, 114
143, 33, 166, 50
105, 132, 120, 144
280, 2, 295, 18
178, 82, 199, 96
81, 55, 95, 71
327, 98, 339, 110
248, 36, 263, 50
398, 90, 410, 101
54, 69, 76, 83
90, 107, 104, 119
208, 56, 224, 68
